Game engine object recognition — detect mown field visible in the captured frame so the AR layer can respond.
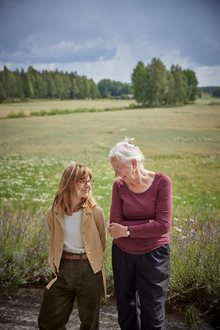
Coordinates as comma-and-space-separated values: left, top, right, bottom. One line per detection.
0, 99, 133, 118
0, 98, 220, 327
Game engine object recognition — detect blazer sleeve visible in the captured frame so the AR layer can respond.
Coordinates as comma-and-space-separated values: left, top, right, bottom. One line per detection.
93, 205, 107, 251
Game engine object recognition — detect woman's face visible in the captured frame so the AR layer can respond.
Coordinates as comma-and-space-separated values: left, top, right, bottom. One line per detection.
76, 176, 92, 199
111, 157, 132, 183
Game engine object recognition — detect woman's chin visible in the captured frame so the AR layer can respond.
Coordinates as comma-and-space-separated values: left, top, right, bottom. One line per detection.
122, 176, 129, 183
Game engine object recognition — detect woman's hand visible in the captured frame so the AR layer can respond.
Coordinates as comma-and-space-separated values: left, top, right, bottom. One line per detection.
108, 223, 128, 239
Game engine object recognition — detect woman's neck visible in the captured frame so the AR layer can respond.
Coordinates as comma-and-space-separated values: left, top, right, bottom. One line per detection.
71, 205, 82, 213
126, 169, 156, 193
71, 197, 82, 213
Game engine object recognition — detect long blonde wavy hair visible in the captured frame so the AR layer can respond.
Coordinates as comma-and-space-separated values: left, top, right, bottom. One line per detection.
52, 163, 96, 215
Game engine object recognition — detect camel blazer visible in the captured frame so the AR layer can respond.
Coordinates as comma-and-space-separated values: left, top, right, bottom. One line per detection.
46, 203, 106, 291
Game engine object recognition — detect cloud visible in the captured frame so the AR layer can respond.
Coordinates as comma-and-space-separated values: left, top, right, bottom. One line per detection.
1, 41, 219, 87
195, 66, 220, 87
31, 43, 136, 83
0, 0, 219, 87
0, 34, 117, 64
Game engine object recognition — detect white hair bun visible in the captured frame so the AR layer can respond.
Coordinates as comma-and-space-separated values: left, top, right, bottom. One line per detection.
125, 137, 135, 145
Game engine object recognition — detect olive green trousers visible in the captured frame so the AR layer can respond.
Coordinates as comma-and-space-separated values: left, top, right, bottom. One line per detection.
38, 258, 103, 330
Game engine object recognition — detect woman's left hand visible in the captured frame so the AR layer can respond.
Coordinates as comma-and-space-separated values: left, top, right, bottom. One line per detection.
108, 223, 128, 239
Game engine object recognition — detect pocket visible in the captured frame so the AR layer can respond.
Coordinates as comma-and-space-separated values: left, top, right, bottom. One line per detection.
157, 244, 170, 258
150, 245, 170, 265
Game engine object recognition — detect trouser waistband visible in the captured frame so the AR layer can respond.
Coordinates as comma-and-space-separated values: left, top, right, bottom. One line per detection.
62, 252, 87, 260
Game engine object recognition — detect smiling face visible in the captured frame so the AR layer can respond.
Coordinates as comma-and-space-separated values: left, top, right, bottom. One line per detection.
55, 164, 96, 214
111, 157, 133, 183
76, 176, 92, 199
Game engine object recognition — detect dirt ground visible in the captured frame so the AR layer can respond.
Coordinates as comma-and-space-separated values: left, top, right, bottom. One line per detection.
0, 288, 213, 329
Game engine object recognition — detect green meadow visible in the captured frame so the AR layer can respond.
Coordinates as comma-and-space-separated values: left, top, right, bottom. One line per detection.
0, 99, 133, 118
0, 98, 220, 325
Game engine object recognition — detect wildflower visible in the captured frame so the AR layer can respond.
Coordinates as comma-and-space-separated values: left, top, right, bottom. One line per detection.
174, 227, 182, 233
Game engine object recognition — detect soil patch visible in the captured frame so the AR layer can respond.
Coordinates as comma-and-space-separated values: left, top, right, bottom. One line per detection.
0, 288, 213, 329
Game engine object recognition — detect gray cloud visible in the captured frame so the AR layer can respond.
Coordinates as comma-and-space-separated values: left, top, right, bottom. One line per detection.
0, 0, 219, 85
0, 35, 116, 63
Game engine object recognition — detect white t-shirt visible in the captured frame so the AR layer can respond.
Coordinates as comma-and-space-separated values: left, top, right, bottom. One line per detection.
63, 210, 85, 254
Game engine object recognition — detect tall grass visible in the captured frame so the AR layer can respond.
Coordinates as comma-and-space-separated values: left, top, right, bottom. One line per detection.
169, 217, 220, 324
0, 155, 219, 315
0, 209, 51, 288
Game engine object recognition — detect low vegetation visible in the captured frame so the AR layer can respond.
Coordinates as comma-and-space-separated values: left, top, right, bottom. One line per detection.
0, 99, 219, 327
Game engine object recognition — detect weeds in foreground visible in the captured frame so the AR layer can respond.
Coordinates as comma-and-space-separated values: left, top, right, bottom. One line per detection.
1, 211, 219, 326
169, 217, 220, 327
0, 155, 219, 327
0, 209, 52, 288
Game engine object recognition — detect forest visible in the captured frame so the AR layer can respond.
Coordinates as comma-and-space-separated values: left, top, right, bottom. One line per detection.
131, 58, 198, 106
1, 57, 217, 107
0, 65, 131, 102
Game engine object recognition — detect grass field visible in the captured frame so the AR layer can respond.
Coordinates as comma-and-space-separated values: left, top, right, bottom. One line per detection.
0, 99, 219, 156
0, 99, 133, 118
0, 98, 220, 326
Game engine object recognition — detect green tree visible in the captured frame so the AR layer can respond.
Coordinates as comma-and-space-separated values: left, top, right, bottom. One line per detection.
165, 71, 176, 105
0, 79, 6, 102
76, 76, 85, 99
25, 68, 34, 98
98, 79, 131, 99
146, 58, 168, 106
82, 76, 90, 99
183, 69, 198, 102
0, 71, 6, 101
54, 71, 65, 99
131, 61, 148, 104
43, 71, 57, 98
98, 79, 112, 98
2, 66, 18, 99
62, 73, 71, 99
170, 65, 187, 105
70, 73, 79, 99
15, 69, 25, 99
89, 79, 100, 99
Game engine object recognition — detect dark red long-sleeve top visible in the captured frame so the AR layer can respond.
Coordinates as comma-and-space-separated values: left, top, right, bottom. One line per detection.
110, 173, 172, 255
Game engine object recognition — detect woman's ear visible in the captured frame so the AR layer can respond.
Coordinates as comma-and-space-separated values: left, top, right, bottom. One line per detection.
131, 159, 138, 170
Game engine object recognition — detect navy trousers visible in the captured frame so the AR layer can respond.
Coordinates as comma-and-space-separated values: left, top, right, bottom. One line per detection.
112, 243, 170, 330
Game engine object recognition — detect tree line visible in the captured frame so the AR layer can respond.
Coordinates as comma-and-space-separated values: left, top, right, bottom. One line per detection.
0, 58, 199, 106
199, 86, 220, 98
132, 58, 199, 106
0, 66, 131, 102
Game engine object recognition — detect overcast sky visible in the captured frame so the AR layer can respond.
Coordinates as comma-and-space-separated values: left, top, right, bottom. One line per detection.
0, 0, 219, 86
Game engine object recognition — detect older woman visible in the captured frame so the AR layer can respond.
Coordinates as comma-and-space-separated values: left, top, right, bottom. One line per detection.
38, 163, 106, 330
108, 138, 172, 330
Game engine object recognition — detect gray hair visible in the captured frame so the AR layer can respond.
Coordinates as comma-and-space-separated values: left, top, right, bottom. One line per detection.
108, 137, 145, 168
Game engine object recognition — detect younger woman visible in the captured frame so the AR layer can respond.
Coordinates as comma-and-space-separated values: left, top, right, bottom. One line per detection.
38, 163, 106, 330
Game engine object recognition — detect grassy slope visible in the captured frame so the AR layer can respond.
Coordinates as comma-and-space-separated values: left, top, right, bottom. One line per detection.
0, 99, 133, 118
0, 101, 219, 157
0, 100, 219, 220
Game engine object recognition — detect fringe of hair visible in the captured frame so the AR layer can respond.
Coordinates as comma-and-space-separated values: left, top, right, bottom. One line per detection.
52, 163, 96, 215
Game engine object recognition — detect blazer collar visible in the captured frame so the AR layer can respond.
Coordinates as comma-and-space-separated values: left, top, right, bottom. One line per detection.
52, 203, 93, 215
